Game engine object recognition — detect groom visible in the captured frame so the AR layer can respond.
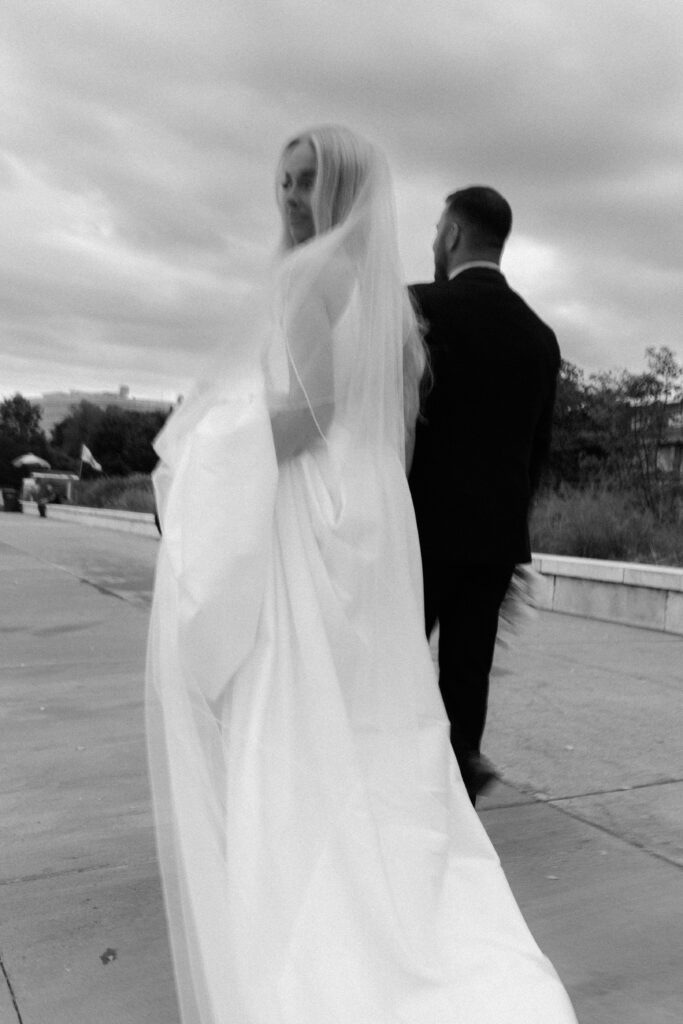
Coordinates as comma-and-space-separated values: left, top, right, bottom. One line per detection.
408, 186, 560, 804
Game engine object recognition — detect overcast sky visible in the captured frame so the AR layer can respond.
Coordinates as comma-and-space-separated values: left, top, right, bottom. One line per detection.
2, 0, 682, 402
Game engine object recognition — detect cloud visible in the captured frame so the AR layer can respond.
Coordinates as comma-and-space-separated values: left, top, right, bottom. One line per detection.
1, 0, 681, 398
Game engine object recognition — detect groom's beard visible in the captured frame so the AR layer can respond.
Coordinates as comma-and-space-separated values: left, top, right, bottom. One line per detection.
433, 249, 449, 283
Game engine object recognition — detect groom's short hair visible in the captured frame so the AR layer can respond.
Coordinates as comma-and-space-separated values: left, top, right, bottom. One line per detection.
446, 186, 512, 250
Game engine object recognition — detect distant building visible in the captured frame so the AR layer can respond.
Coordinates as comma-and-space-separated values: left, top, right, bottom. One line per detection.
37, 385, 178, 435
658, 400, 683, 478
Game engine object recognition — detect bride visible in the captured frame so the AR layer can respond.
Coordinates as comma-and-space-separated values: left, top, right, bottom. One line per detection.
146, 124, 578, 1024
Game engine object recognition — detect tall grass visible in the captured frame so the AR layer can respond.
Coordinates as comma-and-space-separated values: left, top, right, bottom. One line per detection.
70, 476, 682, 567
72, 474, 156, 513
531, 486, 683, 567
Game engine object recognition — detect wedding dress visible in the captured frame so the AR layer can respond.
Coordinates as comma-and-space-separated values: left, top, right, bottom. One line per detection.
146, 141, 578, 1024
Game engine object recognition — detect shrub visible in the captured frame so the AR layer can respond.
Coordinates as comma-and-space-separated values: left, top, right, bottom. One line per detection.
531, 486, 683, 566
72, 474, 156, 513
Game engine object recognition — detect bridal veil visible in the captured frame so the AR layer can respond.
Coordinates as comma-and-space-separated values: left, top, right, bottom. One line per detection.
146, 125, 578, 1023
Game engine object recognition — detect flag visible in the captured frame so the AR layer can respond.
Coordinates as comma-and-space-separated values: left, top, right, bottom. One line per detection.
80, 444, 103, 472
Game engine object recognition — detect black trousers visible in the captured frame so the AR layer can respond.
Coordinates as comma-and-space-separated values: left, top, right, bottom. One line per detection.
422, 557, 515, 766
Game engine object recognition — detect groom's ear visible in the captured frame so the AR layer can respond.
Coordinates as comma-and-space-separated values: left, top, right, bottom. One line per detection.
447, 221, 461, 253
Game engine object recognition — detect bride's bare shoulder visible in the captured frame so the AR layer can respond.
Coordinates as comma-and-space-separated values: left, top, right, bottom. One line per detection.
278, 246, 357, 325
314, 252, 357, 323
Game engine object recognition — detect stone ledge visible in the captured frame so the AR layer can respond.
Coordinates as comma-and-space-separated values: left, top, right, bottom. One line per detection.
534, 553, 626, 584
665, 592, 683, 634
532, 554, 683, 636
21, 500, 158, 538
532, 553, 683, 592
14, 507, 683, 635
623, 565, 683, 592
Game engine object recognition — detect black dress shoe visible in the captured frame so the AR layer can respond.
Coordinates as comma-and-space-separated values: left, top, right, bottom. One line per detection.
461, 752, 499, 805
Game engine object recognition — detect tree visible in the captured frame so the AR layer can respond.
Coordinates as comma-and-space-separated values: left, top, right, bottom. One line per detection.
0, 394, 45, 446
616, 346, 683, 517
50, 401, 170, 477
0, 394, 48, 487
549, 346, 683, 520
548, 361, 622, 485
91, 406, 168, 476
118, 409, 168, 474
548, 361, 592, 484
50, 401, 105, 459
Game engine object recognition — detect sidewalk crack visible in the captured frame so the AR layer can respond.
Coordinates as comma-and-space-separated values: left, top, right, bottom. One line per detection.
545, 776, 683, 802
0, 953, 24, 1023
545, 799, 683, 872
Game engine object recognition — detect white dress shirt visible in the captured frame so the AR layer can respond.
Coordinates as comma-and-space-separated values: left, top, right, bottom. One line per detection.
448, 260, 501, 280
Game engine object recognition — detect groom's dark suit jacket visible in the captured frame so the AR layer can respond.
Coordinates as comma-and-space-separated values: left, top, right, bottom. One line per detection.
408, 268, 560, 565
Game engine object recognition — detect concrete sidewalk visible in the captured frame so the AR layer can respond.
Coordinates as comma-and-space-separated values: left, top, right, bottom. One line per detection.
1, 515, 681, 1023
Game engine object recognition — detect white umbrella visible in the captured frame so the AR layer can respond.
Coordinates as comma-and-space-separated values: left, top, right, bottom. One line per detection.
11, 452, 51, 469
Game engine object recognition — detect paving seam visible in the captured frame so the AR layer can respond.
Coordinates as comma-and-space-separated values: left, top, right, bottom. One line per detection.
0, 858, 159, 888
0, 954, 24, 1023
537, 776, 683, 801
535, 795, 683, 872
481, 794, 540, 810
484, 775, 683, 809
482, 777, 683, 871
0, 540, 148, 606
1, 657, 146, 671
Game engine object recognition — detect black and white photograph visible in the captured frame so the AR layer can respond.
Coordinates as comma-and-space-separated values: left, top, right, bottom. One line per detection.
1, 3, 682, 1023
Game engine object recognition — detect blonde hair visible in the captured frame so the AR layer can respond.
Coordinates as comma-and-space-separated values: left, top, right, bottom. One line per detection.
275, 124, 429, 436
276, 124, 374, 249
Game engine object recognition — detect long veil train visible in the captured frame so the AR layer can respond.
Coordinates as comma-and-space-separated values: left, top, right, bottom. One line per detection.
146, 130, 578, 1023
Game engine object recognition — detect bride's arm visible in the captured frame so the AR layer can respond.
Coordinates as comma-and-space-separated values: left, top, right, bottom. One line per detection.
270, 403, 334, 462
270, 286, 335, 463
